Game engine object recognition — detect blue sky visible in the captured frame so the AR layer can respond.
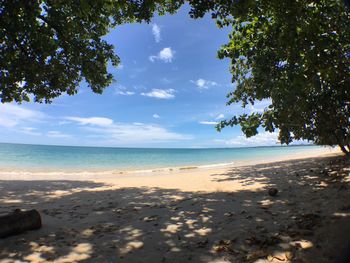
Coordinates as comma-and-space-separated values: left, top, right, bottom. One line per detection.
0, 6, 277, 148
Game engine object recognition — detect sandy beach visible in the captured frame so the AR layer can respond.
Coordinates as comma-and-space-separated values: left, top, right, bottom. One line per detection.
0, 149, 349, 263
2, 1, 349, 262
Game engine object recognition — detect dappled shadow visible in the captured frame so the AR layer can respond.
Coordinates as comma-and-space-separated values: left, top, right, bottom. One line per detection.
0, 180, 108, 211
0, 156, 349, 262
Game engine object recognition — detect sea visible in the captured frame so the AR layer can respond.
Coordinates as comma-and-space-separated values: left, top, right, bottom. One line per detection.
0, 143, 331, 173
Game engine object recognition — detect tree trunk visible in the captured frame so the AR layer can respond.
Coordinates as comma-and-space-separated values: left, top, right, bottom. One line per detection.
0, 209, 42, 238
339, 145, 350, 157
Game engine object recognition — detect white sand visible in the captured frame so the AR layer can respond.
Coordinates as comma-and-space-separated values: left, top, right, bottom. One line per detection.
0, 148, 349, 263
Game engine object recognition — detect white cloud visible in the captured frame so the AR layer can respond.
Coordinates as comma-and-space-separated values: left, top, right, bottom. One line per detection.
161, 77, 171, 84
215, 114, 225, 120
199, 121, 218, 125
153, 114, 160, 119
219, 132, 279, 147
89, 124, 191, 143
191, 79, 218, 89
199, 114, 224, 126
0, 104, 45, 128
114, 85, 135, 96
116, 63, 124, 70
116, 91, 135, 96
149, 47, 174, 63
47, 131, 71, 138
247, 99, 271, 114
0, 117, 17, 128
67, 116, 191, 144
152, 23, 161, 43
20, 127, 42, 136
141, 89, 176, 99
65, 115, 191, 144
65, 117, 113, 127
58, 120, 71, 125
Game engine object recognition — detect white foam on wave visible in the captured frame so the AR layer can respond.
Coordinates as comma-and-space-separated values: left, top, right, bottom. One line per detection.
0, 160, 237, 178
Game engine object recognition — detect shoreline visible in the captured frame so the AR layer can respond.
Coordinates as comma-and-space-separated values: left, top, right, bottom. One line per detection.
0, 150, 349, 262
0, 147, 339, 182
0, 144, 336, 174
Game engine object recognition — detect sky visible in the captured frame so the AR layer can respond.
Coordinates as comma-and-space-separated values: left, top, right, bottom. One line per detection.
0, 5, 278, 148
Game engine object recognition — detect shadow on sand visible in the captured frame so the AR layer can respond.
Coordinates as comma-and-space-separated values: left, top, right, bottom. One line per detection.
0, 155, 349, 263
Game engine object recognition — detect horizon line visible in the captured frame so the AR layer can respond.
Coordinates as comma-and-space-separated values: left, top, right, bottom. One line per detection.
0, 141, 317, 150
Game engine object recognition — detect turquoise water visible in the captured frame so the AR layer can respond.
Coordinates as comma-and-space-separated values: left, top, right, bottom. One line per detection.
0, 143, 326, 172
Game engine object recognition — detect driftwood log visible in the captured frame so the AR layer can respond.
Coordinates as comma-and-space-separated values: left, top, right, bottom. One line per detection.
0, 209, 42, 238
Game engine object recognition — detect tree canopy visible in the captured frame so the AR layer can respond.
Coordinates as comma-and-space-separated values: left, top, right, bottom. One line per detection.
0, 0, 182, 103
1, 0, 350, 153
212, 0, 350, 155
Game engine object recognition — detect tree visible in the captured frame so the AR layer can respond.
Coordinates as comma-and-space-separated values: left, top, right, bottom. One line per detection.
0, 0, 182, 103
2, 1, 350, 155
207, 0, 350, 155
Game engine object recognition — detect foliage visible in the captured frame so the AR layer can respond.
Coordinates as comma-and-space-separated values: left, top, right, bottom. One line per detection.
0, 0, 182, 103
210, 0, 350, 154
1, 0, 350, 154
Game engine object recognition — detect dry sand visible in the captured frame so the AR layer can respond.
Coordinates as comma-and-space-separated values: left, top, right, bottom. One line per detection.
0, 149, 349, 263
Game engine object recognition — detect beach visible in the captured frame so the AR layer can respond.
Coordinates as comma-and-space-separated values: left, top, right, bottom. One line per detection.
2, 1, 349, 263
0, 148, 349, 262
